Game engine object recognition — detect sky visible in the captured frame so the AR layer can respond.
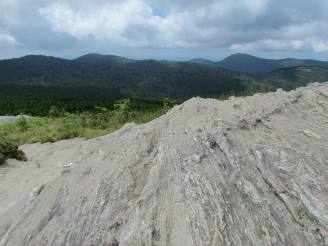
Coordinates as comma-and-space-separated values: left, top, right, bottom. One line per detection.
1, 0, 328, 61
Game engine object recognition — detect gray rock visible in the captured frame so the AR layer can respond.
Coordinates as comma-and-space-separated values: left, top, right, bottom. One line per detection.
0, 115, 32, 124
1, 83, 328, 245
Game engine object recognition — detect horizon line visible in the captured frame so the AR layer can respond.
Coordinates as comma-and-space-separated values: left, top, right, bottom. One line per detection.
0, 52, 327, 62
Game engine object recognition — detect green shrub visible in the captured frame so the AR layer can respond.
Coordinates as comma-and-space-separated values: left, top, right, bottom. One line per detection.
57, 117, 80, 140
0, 153, 5, 165
16, 115, 29, 131
162, 98, 177, 112
93, 107, 111, 129
114, 99, 131, 122
0, 140, 26, 165
49, 106, 65, 118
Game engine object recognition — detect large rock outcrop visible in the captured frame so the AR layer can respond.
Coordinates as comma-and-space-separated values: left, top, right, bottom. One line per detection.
0, 83, 328, 245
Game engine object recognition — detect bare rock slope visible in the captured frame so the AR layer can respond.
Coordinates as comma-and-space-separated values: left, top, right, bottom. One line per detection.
1, 83, 328, 245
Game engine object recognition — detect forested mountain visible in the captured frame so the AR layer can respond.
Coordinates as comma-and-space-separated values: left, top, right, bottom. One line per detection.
190, 53, 328, 74
218, 53, 280, 74
1, 54, 328, 116
258, 66, 328, 90
1, 54, 328, 102
189, 58, 217, 67
73, 53, 133, 65
0, 55, 245, 98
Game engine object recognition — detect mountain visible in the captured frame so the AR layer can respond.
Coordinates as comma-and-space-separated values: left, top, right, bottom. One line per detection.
73, 53, 133, 65
0, 55, 246, 99
1, 83, 327, 245
218, 53, 280, 74
1, 54, 328, 101
258, 66, 328, 90
189, 58, 217, 67
278, 58, 328, 68
190, 53, 328, 74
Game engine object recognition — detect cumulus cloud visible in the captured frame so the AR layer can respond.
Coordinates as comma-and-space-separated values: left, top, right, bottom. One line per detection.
230, 38, 328, 53
38, 0, 270, 48
1, 0, 328, 58
39, 0, 168, 47
0, 32, 16, 44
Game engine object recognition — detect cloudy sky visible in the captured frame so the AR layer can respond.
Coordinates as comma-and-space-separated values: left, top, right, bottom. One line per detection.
1, 0, 328, 60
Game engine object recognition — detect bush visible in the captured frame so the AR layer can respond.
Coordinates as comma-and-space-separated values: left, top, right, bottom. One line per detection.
93, 106, 111, 129
16, 115, 29, 131
49, 106, 65, 118
113, 99, 131, 123
162, 98, 177, 112
57, 117, 80, 140
0, 153, 5, 165
0, 140, 26, 165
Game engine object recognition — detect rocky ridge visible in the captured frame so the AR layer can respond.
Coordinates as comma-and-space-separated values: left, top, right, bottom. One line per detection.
0, 83, 328, 245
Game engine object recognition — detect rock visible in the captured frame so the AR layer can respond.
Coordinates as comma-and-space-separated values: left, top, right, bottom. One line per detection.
0, 115, 32, 124
312, 82, 321, 87
302, 129, 322, 140
276, 88, 284, 92
1, 83, 328, 245
191, 154, 201, 163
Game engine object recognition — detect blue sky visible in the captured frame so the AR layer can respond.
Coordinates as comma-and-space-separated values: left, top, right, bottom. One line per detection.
1, 0, 328, 60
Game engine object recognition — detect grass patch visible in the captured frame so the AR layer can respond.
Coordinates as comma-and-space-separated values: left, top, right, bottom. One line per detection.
0, 100, 169, 147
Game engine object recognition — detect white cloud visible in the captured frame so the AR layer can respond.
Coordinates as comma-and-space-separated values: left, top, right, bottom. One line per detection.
39, 0, 165, 47
230, 38, 328, 53
0, 32, 16, 44
311, 40, 328, 52
38, 0, 272, 48
2, 0, 328, 57
230, 39, 305, 52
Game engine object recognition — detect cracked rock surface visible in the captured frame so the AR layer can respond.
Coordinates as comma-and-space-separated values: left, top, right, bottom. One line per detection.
0, 83, 328, 245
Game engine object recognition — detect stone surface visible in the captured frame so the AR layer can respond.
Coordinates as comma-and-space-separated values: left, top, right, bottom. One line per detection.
0, 116, 32, 124
1, 83, 328, 245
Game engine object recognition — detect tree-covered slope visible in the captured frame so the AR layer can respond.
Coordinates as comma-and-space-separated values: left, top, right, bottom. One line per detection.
0, 55, 246, 98
190, 53, 328, 74
1, 54, 328, 102
218, 53, 280, 74
257, 66, 328, 90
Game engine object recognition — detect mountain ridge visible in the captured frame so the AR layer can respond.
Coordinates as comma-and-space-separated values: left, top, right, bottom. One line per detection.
0, 54, 246, 99
1, 52, 328, 74
189, 53, 328, 74
1, 53, 328, 100
73, 53, 134, 65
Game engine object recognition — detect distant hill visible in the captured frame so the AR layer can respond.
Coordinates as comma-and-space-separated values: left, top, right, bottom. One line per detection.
189, 58, 217, 67
278, 58, 328, 68
190, 53, 328, 74
1, 54, 328, 100
218, 53, 280, 74
73, 53, 133, 65
0, 55, 245, 99
258, 66, 328, 90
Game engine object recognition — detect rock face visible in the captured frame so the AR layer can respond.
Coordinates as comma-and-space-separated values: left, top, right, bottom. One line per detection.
1, 83, 328, 246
